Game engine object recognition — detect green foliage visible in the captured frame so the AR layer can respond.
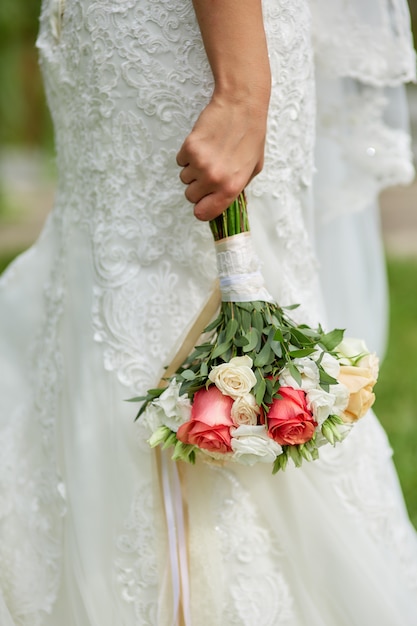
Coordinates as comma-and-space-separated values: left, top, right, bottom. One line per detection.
0, 0, 53, 146
374, 257, 417, 529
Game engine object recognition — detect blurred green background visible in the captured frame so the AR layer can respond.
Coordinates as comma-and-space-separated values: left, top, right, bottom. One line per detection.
0, 1, 417, 529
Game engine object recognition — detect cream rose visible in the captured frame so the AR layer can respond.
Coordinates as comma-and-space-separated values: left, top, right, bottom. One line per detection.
231, 394, 260, 426
338, 360, 378, 423
336, 338, 369, 365
231, 425, 282, 465
208, 356, 256, 399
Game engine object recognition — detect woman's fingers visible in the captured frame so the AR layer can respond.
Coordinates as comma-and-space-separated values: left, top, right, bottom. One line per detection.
177, 92, 269, 221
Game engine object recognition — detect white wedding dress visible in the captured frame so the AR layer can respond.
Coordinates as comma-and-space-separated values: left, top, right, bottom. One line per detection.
1, 0, 417, 624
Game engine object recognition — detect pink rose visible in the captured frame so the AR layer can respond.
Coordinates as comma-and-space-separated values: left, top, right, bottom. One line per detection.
177, 386, 234, 454
266, 387, 317, 445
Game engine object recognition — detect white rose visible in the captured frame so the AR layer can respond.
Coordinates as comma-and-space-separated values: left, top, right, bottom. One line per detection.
335, 338, 369, 365
208, 356, 256, 399
331, 383, 350, 415
307, 383, 349, 425
231, 394, 260, 426
279, 357, 319, 391
142, 403, 164, 432
153, 380, 191, 432
321, 353, 340, 378
231, 425, 282, 465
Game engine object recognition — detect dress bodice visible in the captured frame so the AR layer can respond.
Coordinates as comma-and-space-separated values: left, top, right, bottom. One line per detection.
36, 0, 318, 392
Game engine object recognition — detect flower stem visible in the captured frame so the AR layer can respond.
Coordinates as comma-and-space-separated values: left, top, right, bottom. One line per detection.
209, 191, 250, 241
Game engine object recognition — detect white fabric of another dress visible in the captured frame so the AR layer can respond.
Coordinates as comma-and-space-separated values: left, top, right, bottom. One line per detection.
0, 0, 416, 625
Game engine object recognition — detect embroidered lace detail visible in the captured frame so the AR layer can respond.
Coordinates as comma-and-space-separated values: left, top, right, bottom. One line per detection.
213, 469, 294, 625
315, 78, 415, 222
319, 414, 417, 590
114, 478, 160, 624
36, 0, 319, 393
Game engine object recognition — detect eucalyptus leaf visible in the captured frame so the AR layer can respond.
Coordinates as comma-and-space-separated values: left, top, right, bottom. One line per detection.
288, 361, 302, 387
319, 369, 338, 385
225, 318, 239, 342
255, 377, 266, 406
233, 336, 249, 347
320, 328, 345, 351
274, 328, 284, 343
204, 314, 223, 333
242, 328, 260, 353
211, 341, 232, 360
181, 369, 196, 381
289, 347, 316, 358
254, 341, 273, 368
251, 310, 264, 334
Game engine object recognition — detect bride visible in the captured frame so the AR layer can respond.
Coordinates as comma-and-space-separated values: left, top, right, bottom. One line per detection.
1, 0, 417, 624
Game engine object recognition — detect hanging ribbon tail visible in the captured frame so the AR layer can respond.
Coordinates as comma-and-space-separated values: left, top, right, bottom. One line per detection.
157, 449, 192, 626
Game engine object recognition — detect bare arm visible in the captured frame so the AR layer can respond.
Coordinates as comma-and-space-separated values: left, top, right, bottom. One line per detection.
176, 0, 271, 221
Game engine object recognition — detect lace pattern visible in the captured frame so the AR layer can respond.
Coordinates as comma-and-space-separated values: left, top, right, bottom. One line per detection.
213, 469, 294, 625
36, 0, 320, 394
318, 413, 417, 590
0, 215, 67, 625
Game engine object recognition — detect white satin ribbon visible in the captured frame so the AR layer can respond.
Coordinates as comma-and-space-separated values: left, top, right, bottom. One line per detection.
160, 450, 192, 626
215, 232, 275, 303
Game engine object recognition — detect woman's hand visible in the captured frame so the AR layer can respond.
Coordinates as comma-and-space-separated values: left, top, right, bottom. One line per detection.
177, 88, 269, 221
177, 0, 271, 222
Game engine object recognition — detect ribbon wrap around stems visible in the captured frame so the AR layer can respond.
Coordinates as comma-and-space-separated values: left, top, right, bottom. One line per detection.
214, 232, 275, 303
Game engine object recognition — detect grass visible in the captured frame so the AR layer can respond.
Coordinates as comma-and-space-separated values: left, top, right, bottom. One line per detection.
374, 257, 417, 529
0, 251, 416, 527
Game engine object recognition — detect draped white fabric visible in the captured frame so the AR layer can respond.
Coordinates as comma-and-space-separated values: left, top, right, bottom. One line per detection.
0, 0, 416, 624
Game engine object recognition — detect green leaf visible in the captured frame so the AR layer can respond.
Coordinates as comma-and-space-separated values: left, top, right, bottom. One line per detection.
319, 369, 338, 385
204, 314, 223, 333
289, 347, 316, 358
270, 340, 282, 358
251, 310, 264, 334
125, 395, 148, 403
211, 342, 232, 360
282, 303, 300, 311
241, 309, 251, 332
200, 361, 208, 378
242, 328, 260, 353
254, 341, 273, 368
320, 328, 345, 351
255, 377, 266, 406
180, 369, 196, 381
233, 335, 249, 347
225, 318, 239, 342
288, 361, 302, 387
290, 328, 314, 346
274, 328, 285, 342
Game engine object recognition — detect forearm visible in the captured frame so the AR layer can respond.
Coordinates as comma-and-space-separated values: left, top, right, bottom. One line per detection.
192, 0, 271, 105
177, 0, 271, 220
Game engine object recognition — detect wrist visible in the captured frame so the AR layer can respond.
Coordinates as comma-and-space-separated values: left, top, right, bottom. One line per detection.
212, 76, 271, 118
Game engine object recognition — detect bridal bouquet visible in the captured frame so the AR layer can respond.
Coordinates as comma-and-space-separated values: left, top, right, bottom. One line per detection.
131, 193, 378, 472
